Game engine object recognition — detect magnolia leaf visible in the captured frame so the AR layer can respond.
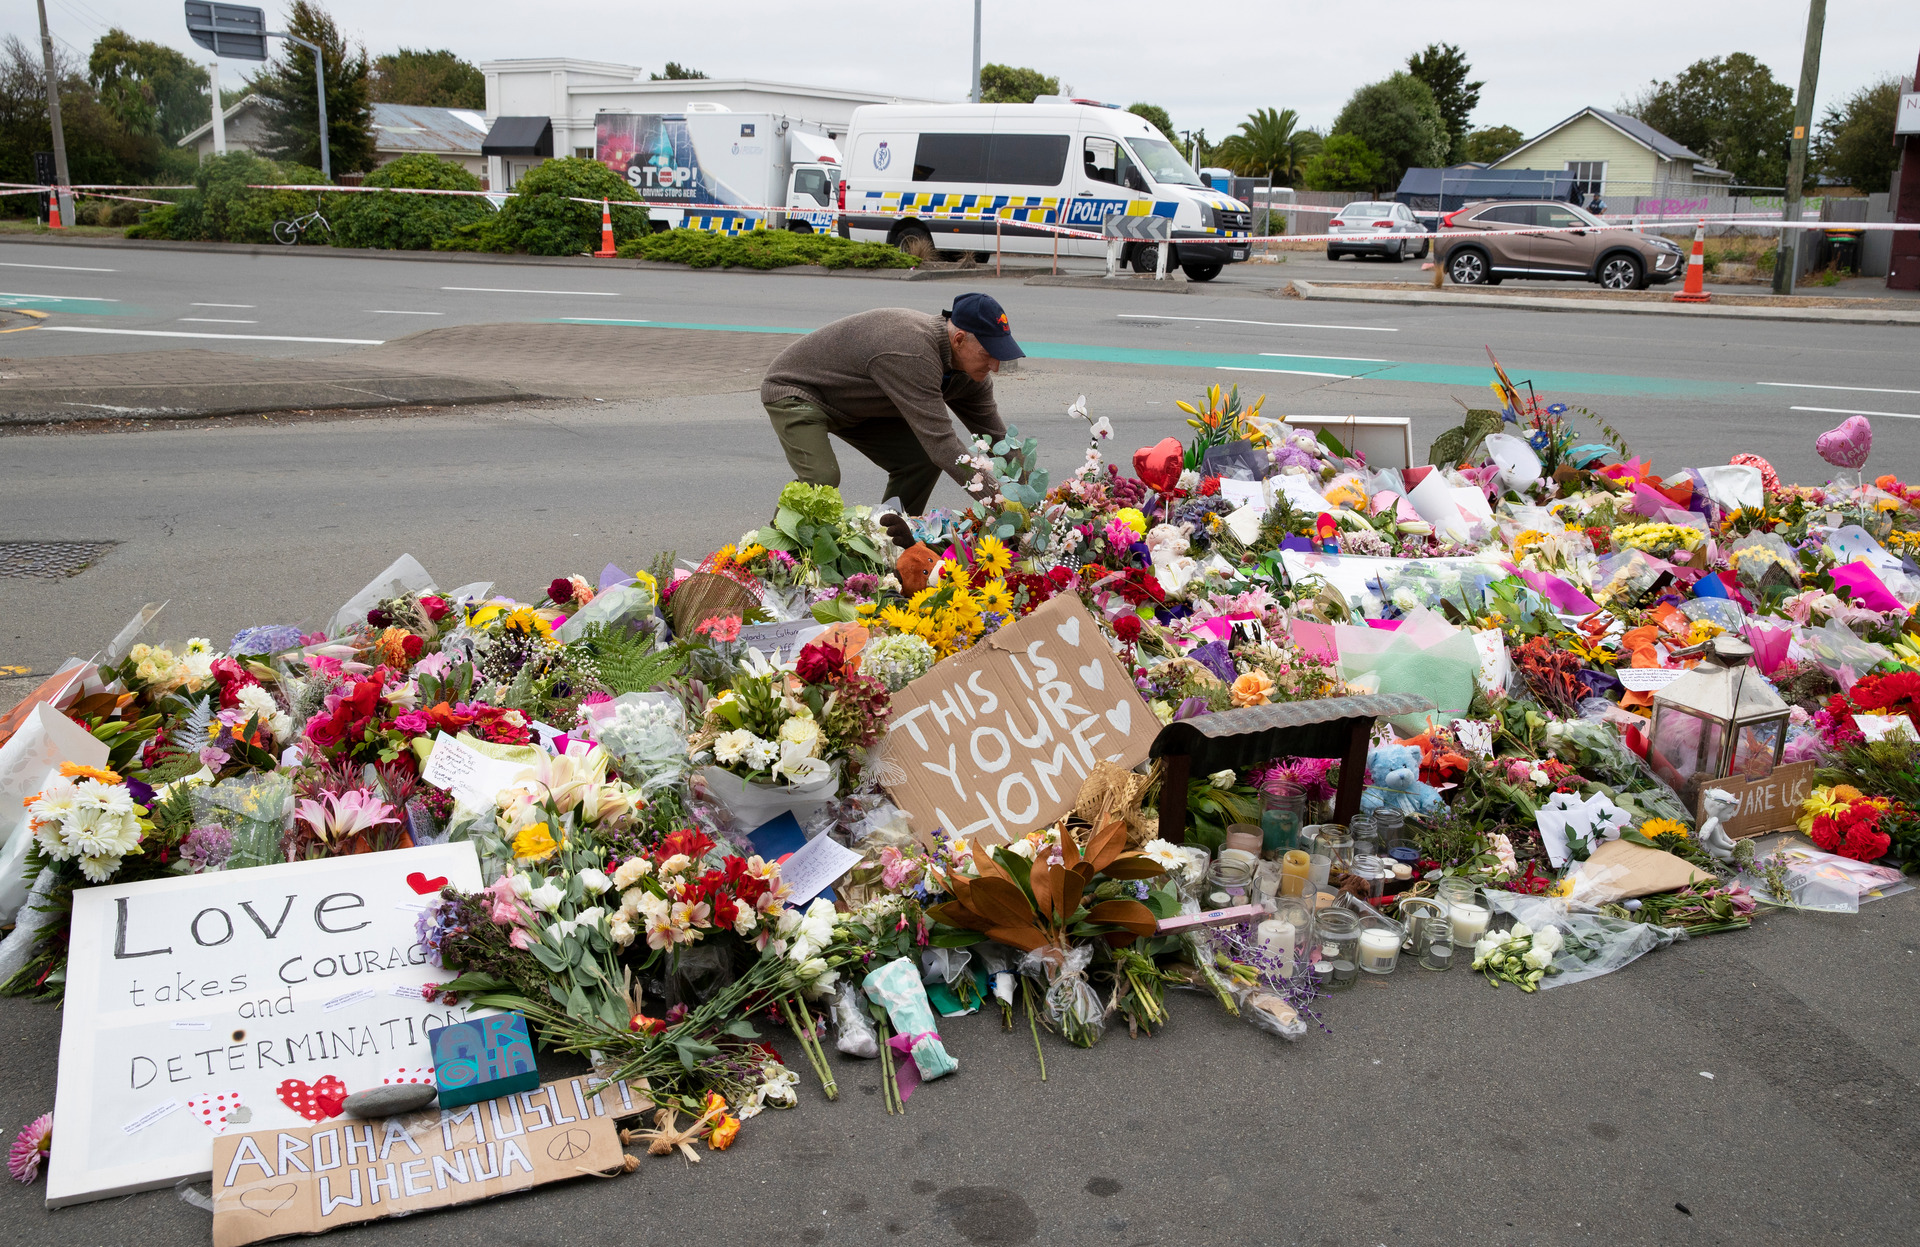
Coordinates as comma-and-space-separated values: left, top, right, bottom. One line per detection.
1084, 819, 1128, 872
983, 924, 1051, 953
927, 898, 993, 933
1030, 858, 1056, 922
968, 876, 1039, 931
1053, 862, 1086, 925
1101, 853, 1168, 881
1087, 898, 1159, 939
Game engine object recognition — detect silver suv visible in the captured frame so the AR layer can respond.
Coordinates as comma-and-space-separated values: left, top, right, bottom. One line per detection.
1325, 201, 1428, 262
1437, 200, 1684, 289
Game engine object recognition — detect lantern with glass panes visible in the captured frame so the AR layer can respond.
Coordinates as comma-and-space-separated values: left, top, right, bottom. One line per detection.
1646, 636, 1790, 805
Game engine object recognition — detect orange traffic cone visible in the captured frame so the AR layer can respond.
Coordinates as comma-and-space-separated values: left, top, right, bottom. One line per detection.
593, 198, 616, 258
47, 188, 62, 230
1672, 220, 1709, 303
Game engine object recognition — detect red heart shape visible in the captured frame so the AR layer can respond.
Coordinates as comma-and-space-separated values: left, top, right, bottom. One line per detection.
405, 871, 448, 895
1132, 437, 1185, 494
277, 1075, 349, 1122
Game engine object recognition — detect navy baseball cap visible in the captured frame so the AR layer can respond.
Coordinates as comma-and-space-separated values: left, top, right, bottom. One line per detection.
947, 292, 1026, 362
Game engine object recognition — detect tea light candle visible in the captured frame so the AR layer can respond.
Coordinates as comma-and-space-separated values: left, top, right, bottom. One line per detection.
1449, 903, 1490, 946
1280, 850, 1311, 897
1314, 890, 1338, 910
1391, 863, 1413, 881
1257, 918, 1297, 977
1358, 927, 1400, 973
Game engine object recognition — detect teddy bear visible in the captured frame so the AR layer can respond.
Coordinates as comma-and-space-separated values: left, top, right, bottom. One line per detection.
1360, 742, 1444, 817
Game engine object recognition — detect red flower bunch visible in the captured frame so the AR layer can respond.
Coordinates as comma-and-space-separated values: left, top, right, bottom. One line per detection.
1105, 567, 1167, 606
1200, 476, 1221, 497
209, 656, 259, 710
398, 700, 532, 746
1809, 794, 1895, 862
681, 854, 777, 933
1819, 670, 1920, 747
419, 595, 450, 622
1111, 613, 1144, 643
304, 678, 385, 752
654, 827, 716, 866
795, 638, 853, 684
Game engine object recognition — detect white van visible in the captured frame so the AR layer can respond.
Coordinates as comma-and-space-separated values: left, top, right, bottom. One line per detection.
839, 100, 1252, 281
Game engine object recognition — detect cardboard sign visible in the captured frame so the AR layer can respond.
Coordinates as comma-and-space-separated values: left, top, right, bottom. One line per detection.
1692, 760, 1816, 840
210, 1076, 636, 1247
871, 595, 1156, 846
47, 844, 486, 1206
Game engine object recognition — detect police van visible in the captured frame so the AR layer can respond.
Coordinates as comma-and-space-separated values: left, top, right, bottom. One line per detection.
838, 100, 1252, 281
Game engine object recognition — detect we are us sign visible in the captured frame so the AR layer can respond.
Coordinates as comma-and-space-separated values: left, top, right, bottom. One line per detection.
47, 844, 484, 1206
874, 595, 1158, 845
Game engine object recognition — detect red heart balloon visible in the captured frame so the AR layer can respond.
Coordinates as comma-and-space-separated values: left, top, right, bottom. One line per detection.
1132, 437, 1185, 494
405, 871, 449, 895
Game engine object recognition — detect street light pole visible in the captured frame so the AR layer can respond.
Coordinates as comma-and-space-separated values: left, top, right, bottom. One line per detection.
970, 0, 981, 103
33, 0, 70, 220
1771, 0, 1827, 295
270, 31, 329, 182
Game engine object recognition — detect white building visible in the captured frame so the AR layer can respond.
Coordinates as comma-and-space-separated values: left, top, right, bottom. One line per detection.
477, 58, 946, 189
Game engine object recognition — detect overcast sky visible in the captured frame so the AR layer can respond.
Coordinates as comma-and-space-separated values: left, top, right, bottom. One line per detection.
14, 0, 1918, 139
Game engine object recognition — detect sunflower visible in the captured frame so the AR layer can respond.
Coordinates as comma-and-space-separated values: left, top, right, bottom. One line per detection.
500, 605, 554, 638
938, 557, 965, 585
908, 587, 940, 615
880, 605, 918, 633
973, 534, 1012, 577
1639, 817, 1689, 840
978, 579, 1013, 613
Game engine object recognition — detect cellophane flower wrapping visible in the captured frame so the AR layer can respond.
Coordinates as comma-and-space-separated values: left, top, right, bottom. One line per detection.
190, 772, 294, 869
583, 693, 690, 796
861, 956, 958, 1079
829, 980, 879, 1058
1017, 943, 1105, 1049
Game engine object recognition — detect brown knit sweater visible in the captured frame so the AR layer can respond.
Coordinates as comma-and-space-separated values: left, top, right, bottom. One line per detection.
760, 308, 1007, 488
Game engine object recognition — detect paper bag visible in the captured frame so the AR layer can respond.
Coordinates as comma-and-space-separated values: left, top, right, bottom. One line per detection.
1566, 839, 1712, 904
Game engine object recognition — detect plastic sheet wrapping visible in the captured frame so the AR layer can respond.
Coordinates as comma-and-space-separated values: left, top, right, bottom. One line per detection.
191, 771, 294, 869
920, 947, 981, 1016
1739, 840, 1910, 913
862, 957, 959, 1080
1790, 620, 1892, 692
1592, 548, 1667, 607
977, 943, 1017, 1010
555, 580, 656, 644
696, 762, 838, 838
1333, 609, 1480, 733
830, 981, 879, 1058
1231, 982, 1308, 1040
1017, 943, 1105, 1048
1484, 890, 1683, 990
581, 692, 689, 796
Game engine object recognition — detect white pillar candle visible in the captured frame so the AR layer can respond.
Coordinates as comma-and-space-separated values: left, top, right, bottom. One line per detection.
1358, 927, 1400, 973
1449, 903, 1490, 947
1257, 918, 1296, 978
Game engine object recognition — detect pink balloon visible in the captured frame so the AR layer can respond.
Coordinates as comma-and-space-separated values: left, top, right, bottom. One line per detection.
1816, 415, 1872, 470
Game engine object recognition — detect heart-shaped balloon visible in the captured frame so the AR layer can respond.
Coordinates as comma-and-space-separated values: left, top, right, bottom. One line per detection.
1131, 437, 1184, 494
1816, 416, 1871, 469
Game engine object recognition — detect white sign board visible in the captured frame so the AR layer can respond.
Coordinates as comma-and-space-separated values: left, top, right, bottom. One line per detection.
1897, 93, 1920, 136
47, 843, 485, 1206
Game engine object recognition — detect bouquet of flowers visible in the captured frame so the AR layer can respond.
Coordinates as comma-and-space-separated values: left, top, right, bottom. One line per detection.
692, 632, 890, 791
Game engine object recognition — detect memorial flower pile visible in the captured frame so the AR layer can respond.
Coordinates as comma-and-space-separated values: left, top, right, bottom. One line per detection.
3, 359, 1918, 1176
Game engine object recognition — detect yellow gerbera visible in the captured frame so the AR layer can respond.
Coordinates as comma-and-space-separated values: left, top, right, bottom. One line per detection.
908, 587, 939, 614
947, 587, 980, 618
973, 534, 1012, 576
937, 557, 965, 585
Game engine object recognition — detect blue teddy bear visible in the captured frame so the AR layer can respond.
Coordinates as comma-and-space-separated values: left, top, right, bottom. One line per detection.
1360, 742, 1443, 817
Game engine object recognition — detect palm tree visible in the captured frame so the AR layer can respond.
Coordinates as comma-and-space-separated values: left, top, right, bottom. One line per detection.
1216, 108, 1322, 184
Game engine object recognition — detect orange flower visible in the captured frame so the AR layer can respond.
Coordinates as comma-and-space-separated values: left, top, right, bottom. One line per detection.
59, 762, 122, 784
1230, 671, 1275, 708
702, 1092, 740, 1150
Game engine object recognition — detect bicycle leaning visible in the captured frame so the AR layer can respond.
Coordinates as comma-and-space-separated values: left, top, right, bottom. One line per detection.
272, 196, 330, 246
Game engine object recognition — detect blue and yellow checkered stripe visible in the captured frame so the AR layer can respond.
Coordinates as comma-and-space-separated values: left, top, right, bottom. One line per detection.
854, 191, 1065, 223
682, 211, 768, 235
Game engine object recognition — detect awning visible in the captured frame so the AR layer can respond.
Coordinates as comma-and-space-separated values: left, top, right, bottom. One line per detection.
481, 117, 553, 158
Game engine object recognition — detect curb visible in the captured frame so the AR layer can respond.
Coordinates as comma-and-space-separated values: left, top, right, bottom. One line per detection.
0, 377, 539, 426
0, 234, 918, 279
1289, 279, 1920, 325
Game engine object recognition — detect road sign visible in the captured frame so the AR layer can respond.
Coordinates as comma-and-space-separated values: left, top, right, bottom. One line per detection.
1897, 92, 1920, 137
1103, 212, 1171, 242
32, 152, 54, 185
183, 2, 267, 60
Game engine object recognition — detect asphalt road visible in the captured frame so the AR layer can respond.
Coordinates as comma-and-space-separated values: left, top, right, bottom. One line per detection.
1, 238, 1918, 1246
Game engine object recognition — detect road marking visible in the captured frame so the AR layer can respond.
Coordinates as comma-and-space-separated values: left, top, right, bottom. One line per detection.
1116, 313, 1396, 332
179, 317, 258, 324
1759, 381, 1920, 396
558, 317, 653, 324
0, 291, 117, 302
191, 302, 255, 308
1219, 366, 1350, 378
0, 261, 114, 272
39, 327, 385, 345
367, 309, 445, 315
1790, 405, 1920, 420
1261, 352, 1388, 362
443, 286, 619, 296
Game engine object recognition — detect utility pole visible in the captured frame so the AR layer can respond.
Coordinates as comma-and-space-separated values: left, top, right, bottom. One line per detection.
269, 31, 330, 181
33, 0, 71, 222
208, 60, 227, 155
969, 0, 981, 103
1772, 0, 1827, 295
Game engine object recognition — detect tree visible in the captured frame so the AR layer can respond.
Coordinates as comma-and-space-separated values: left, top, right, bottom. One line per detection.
1215, 107, 1322, 183
650, 62, 706, 81
1622, 53, 1793, 186
89, 29, 209, 146
1330, 72, 1448, 190
463, 156, 647, 255
370, 48, 483, 108
1127, 102, 1177, 143
0, 34, 153, 190
328, 152, 489, 249
978, 64, 1057, 104
251, 1, 375, 177
1813, 76, 1902, 194
1405, 42, 1483, 163
1461, 124, 1524, 164
1302, 133, 1385, 193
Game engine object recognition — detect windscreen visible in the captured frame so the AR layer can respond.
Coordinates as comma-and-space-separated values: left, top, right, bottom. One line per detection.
1125, 137, 1203, 187
1342, 203, 1393, 217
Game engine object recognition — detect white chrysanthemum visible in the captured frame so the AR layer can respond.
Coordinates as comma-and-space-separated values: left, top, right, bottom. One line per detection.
742, 736, 780, 771
712, 729, 754, 765
78, 854, 122, 882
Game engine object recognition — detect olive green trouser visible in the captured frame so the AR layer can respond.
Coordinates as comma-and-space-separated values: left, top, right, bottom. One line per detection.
764, 396, 943, 516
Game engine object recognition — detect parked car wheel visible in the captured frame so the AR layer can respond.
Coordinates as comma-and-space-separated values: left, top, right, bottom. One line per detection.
1414, 238, 1430, 260
1447, 248, 1492, 285
1326, 247, 1342, 261
1181, 261, 1223, 282
891, 223, 936, 260
1131, 242, 1165, 274
1386, 240, 1405, 263
789, 221, 816, 234
1598, 253, 1644, 291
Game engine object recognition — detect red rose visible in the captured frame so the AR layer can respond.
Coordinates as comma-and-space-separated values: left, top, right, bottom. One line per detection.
1047, 566, 1073, 588
420, 595, 449, 622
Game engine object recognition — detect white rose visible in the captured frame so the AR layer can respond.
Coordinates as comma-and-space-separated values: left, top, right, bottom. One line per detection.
612, 858, 651, 889
733, 905, 759, 935
608, 916, 636, 948
1209, 769, 1237, 789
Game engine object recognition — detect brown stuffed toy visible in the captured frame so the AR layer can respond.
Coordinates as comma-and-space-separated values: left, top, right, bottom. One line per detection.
896, 543, 938, 595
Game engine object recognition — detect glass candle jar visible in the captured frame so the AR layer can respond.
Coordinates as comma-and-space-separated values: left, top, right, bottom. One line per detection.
1372, 808, 1407, 846
1435, 878, 1489, 948
1205, 858, 1254, 909
1261, 790, 1306, 854
1224, 823, 1264, 856
1314, 908, 1363, 965
1259, 896, 1313, 980
1317, 829, 1355, 874
1357, 924, 1402, 974
1352, 853, 1387, 900
1419, 918, 1454, 971
1329, 959, 1357, 991
1397, 896, 1447, 955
